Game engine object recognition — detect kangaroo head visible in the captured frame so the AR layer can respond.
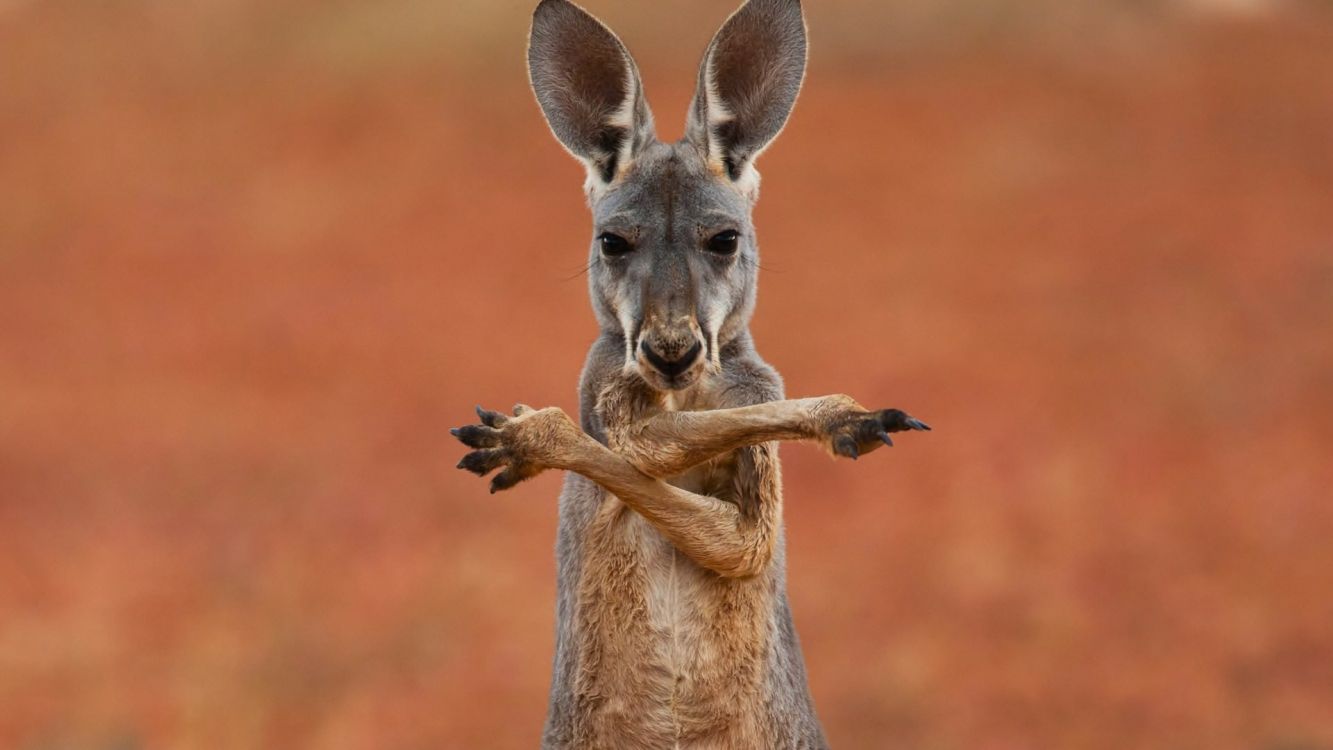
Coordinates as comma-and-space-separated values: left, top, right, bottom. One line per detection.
528, 0, 807, 392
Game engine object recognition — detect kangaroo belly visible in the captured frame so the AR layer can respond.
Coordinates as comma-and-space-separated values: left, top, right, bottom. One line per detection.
570, 495, 774, 748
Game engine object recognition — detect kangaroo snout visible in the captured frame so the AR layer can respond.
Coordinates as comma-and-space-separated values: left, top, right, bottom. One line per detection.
641, 339, 702, 378
636, 320, 706, 390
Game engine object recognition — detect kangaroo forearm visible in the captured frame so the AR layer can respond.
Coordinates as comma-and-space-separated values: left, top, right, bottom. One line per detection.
561, 437, 773, 578
612, 397, 831, 478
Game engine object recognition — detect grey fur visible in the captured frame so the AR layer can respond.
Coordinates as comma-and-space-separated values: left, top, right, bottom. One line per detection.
530, 0, 826, 746
686, 0, 809, 180
461, 9, 925, 742
528, 0, 656, 183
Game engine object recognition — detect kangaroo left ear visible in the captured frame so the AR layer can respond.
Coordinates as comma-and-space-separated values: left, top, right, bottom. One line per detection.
686, 0, 807, 191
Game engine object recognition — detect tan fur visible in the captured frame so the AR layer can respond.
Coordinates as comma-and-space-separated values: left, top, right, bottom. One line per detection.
456, 3, 929, 745
469, 378, 903, 747
568, 376, 787, 747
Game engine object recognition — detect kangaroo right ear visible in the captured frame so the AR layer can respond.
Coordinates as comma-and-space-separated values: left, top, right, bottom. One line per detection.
528, 0, 655, 191
686, 0, 807, 193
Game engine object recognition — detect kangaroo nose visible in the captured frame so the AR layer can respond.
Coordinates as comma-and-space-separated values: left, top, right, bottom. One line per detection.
641, 340, 702, 378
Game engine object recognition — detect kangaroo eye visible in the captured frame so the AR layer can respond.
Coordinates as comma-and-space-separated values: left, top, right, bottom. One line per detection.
707, 230, 740, 255
598, 232, 632, 257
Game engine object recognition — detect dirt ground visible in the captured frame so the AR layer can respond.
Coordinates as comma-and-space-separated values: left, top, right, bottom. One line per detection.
2, 2, 1331, 748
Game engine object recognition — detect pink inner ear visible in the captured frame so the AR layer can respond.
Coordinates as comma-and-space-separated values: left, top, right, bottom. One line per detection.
529, 0, 656, 185
688, 0, 807, 176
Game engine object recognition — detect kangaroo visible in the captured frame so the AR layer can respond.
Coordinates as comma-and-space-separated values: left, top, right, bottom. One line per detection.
452, 0, 930, 747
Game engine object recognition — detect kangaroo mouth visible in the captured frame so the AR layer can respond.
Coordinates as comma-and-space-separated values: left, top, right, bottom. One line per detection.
637, 340, 706, 392
642, 341, 702, 378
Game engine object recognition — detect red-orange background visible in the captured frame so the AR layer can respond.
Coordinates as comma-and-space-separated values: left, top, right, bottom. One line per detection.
2, 1, 1331, 748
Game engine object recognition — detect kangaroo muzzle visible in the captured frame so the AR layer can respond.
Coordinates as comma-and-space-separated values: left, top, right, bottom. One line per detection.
635, 317, 706, 390
642, 339, 702, 378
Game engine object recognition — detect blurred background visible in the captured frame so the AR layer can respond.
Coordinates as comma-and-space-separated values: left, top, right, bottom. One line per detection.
2, 0, 1332, 748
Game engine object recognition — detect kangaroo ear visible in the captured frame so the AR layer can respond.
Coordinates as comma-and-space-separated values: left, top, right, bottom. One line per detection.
686, 0, 807, 189
528, 0, 655, 189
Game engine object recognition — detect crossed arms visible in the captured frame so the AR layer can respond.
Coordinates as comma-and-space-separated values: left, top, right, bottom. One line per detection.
452, 394, 929, 578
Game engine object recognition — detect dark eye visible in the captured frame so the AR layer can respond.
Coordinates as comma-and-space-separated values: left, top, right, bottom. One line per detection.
707, 230, 740, 255
598, 232, 632, 257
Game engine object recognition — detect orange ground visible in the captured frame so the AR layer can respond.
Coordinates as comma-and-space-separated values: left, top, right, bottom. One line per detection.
2, 3, 1331, 748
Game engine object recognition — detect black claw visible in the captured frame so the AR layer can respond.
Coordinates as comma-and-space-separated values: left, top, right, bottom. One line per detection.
453, 424, 501, 449
475, 405, 507, 428
879, 409, 933, 433
834, 435, 859, 460
458, 449, 506, 476
490, 466, 523, 493
855, 417, 884, 444
879, 431, 894, 447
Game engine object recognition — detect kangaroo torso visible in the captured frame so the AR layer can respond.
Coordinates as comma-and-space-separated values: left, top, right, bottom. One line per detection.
467, 0, 931, 737
518, 0, 834, 745
541, 336, 825, 749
